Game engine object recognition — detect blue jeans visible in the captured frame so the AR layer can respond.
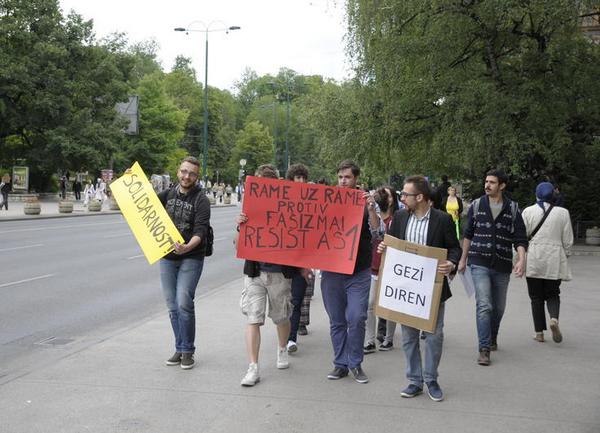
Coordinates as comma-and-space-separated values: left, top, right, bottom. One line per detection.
470, 265, 511, 350
160, 257, 205, 353
401, 302, 445, 386
321, 268, 370, 369
288, 273, 307, 342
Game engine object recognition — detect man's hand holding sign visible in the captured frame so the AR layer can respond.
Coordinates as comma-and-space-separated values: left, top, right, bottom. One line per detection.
110, 162, 184, 264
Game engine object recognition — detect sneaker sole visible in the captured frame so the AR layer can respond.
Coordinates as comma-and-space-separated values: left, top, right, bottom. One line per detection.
401, 390, 422, 398
363, 348, 376, 354
353, 377, 369, 384
241, 377, 260, 387
327, 372, 349, 380
277, 363, 289, 369
180, 363, 195, 370
165, 361, 181, 366
427, 390, 444, 402
287, 345, 298, 353
550, 322, 562, 343
378, 346, 393, 351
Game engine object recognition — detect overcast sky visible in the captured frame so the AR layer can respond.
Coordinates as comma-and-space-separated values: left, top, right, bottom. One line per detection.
58, 0, 351, 91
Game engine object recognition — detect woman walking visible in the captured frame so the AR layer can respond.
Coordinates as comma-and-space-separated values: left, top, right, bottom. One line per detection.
521, 182, 573, 343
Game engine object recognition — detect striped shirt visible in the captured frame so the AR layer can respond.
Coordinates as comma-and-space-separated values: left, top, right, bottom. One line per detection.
405, 208, 431, 246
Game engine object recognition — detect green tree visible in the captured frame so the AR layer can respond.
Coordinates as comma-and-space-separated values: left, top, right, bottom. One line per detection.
345, 0, 600, 217
229, 121, 275, 177
0, 0, 137, 190
122, 72, 188, 174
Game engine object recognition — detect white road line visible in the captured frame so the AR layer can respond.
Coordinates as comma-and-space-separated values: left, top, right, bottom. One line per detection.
0, 244, 44, 252
103, 232, 132, 239
0, 220, 123, 235
127, 254, 145, 260
214, 237, 228, 242
0, 274, 55, 289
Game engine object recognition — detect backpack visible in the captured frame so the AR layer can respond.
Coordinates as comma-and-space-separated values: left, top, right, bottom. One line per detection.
166, 187, 214, 257
471, 197, 519, 233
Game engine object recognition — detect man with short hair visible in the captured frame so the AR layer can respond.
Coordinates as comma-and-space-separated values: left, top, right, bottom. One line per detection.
157, 156, 211, 370
458, 169, 528, 366
321, 160, 382, 384
379, 175, 461, 401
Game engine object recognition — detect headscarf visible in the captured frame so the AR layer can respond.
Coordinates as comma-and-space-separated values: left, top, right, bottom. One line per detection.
535, 182, 554, 209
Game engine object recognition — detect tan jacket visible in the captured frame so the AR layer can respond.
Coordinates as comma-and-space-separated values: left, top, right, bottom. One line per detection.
522, 203, 573, 281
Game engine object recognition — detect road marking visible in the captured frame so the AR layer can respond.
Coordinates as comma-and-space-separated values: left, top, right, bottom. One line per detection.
214, 237, 228, 242
0, 244, 44, 252
0, 220, 123, 235
127, 254, 145, 260
0, 274, 55, 289
103, 232, 131, 239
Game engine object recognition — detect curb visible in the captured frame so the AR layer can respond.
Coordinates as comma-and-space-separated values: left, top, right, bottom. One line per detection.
0, 203, 237, 222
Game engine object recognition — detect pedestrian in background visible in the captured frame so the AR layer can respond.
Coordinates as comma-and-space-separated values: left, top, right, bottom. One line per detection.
157, 156, 211, 370
82, 180, 95, 207
364, 186, 398, 354
441, 186, 463, 239
73, 179, 82, 201
285, 163, 315, 354
521, 182, 573, 344
0, 174, 11, 210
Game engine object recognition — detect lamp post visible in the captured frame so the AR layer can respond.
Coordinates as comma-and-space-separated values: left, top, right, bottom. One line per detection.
174, 22, 240, 183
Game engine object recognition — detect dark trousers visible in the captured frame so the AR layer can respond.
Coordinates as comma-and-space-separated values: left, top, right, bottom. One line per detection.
1, 192, 7, 210
288, 274, 307, 342
526, 277, 561, 332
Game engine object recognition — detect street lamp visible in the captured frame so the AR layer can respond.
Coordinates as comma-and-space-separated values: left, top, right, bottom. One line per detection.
174, 22, 241, 183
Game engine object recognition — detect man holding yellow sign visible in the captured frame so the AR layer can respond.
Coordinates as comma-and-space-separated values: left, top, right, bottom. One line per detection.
112, 157, 211, 370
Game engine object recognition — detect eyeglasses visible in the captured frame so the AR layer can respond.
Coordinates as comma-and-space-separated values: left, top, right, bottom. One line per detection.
399, 191, 419, 197
179, 169, 199, 178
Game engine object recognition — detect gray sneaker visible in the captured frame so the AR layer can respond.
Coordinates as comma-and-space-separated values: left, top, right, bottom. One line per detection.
165, 352, 182, 366
180, 353, 195, 370
350, 366, 369, 384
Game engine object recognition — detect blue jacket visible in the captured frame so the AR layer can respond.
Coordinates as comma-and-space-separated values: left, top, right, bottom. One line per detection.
464, 195, 528, 273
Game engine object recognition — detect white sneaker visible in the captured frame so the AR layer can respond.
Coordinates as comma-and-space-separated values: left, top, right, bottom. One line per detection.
277, 346, 289, 369
287, 340, 298, 353
241, 363, 260, 386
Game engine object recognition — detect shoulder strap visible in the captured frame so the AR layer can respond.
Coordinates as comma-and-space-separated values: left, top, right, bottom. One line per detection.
528, 205, 553, 241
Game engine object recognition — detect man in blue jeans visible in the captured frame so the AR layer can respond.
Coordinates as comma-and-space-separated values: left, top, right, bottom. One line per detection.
458, 169, 528, 366
157, 156, 211, 370
321, 160, 382, 384
378, 175, 461, 402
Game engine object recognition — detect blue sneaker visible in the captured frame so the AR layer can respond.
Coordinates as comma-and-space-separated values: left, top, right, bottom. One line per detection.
400, 384, 423, 398
426, 381, 444, 402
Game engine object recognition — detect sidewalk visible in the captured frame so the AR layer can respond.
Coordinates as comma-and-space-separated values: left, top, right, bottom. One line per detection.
1, 256, 599, 433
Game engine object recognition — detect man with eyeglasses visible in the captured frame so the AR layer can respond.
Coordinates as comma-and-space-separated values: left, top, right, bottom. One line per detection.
378, 175, 461, 401
157, 156, 211, 370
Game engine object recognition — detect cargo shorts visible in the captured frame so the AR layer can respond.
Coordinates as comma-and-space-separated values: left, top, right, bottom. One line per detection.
240, 272, 292, 325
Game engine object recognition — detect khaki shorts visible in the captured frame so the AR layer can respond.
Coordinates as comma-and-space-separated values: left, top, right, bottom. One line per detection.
240, 272, 292, 325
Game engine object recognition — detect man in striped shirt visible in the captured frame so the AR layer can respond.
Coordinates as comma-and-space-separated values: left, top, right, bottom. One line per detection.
379, 175, 461, 401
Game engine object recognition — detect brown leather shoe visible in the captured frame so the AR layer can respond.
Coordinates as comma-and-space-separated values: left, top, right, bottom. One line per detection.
477, 348, 490, 366
533, 332, 544, 342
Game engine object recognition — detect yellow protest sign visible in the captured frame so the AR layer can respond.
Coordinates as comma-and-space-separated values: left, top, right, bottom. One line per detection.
110, 162, 183, 264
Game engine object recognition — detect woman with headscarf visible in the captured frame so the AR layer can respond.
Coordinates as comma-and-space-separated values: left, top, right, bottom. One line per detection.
521, 182, 573, 344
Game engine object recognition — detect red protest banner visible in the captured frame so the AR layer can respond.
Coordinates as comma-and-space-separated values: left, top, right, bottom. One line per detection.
236, 176, 366, 274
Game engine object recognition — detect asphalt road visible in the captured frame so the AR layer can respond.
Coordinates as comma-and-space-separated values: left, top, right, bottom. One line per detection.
0, 206, 242, 383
